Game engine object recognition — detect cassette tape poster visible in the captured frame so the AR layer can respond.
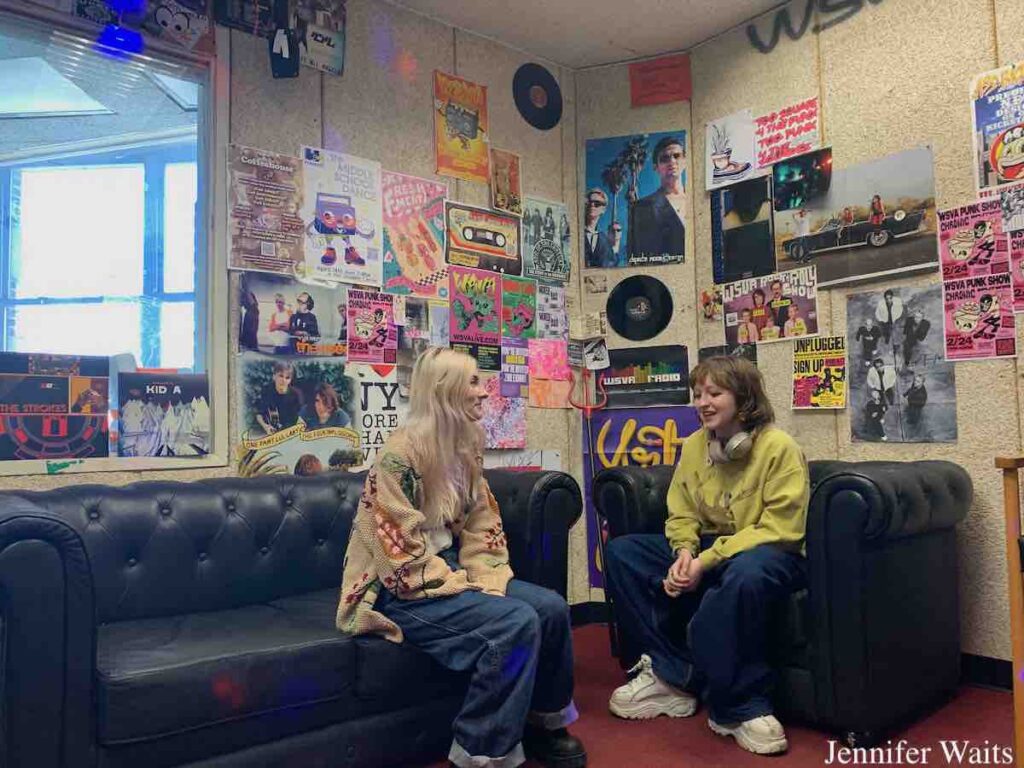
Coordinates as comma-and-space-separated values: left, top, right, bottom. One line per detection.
434, 71, 490, 184
381, 172, 448, 298
301, 146, 383, 286
229, 145, 305, 276
445, 202, 522, 275
450, 266, 501, 370
791, 336, 846, 410
937, 199, 1008, 279
346, 290, 398, 364
942, 272, 1016, 361
523, 197, 571, 282
722, 266, 819, 346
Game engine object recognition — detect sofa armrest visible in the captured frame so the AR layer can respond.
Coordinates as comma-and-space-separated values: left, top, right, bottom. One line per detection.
593, 465, 675, 539
808, 460, 972, 543
0, 497, 96, 768
485, 470, 582, 599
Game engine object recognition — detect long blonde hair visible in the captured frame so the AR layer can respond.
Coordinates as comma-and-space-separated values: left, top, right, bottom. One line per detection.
403, 347, 484, 523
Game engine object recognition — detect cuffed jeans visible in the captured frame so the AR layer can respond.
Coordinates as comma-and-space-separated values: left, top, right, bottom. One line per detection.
375, 546, 577, 768
604, 534, 806, 723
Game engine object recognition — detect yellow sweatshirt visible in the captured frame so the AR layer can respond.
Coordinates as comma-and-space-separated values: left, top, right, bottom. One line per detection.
665, 426, 809, 570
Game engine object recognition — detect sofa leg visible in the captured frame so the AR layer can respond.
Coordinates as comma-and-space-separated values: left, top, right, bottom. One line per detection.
844, 731, 879, 748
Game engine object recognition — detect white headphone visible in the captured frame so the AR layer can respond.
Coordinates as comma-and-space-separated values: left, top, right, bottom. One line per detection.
707, 430, 754, 464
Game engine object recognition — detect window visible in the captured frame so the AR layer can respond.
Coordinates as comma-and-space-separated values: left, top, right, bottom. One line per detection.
0, 14, 205, 371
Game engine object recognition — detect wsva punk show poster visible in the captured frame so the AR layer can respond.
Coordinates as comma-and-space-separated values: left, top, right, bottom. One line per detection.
582, 406, 701, 588
942, 272, 1016, 361
301, 146, 383, 286
381, 171, 449, 299
937, 199, 1008, 280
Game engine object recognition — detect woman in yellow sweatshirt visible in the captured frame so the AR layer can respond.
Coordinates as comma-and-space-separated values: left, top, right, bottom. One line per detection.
337, 347, 585, 768
605, 355, 809, 756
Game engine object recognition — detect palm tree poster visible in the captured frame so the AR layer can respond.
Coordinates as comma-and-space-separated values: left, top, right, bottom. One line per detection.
583, 130, 687, 268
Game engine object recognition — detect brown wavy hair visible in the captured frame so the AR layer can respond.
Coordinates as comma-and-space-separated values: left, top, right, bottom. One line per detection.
689, 355, 774, 431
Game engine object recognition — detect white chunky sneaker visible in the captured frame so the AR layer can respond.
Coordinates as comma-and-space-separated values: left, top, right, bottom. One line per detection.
708, 714, 788, 755
608, 654, 698, 720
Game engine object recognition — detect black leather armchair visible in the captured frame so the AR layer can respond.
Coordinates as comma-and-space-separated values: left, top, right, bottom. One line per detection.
593, 459, 972, 746
0, 468, 582, 768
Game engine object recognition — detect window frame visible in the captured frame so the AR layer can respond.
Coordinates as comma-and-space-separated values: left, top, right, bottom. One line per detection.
0, 2, 230, 476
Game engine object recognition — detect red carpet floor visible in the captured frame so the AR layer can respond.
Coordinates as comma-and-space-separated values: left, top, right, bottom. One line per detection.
430, 624, 1013, 768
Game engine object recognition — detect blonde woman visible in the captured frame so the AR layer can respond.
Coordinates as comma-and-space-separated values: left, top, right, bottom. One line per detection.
337, 348, 585, 768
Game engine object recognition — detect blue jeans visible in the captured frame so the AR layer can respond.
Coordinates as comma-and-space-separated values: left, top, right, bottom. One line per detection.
375, 546, 577, 768
604, 534, 806, 723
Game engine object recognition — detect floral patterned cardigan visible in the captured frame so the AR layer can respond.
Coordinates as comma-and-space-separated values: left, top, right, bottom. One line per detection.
335, 430, 513, 642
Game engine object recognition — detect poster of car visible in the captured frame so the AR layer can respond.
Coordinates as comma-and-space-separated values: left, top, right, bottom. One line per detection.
971, 61, 1024, 197
846, 285, 956, 443
583, 130, 687, 267
774, 147, 938, 288
942, 272, 1016, 361
722, 266, 819, 345
445, 202, 522, 275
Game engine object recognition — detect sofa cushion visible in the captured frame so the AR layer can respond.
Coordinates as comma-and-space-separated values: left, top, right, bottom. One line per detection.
96, 588, 356, 744
353, 634, 468, 706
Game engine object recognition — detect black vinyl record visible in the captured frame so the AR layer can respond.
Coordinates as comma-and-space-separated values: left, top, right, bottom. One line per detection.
606, 276, 673, 341
513, 63, 563, 131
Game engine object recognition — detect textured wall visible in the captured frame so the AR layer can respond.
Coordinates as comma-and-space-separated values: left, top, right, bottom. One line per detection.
576, 0, 1016, 659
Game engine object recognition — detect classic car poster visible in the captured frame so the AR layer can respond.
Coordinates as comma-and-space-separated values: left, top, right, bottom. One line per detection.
705, 109, 759, 191
847, 285, 956, 443
301, 147, 383, 286
774, 147, 938, 288
937, 199, 1008, 280
1011, 229, 1024, 312
584, 130, 687, 267
445, 202, 522, 275
381, 171, 448, 299
971, 61, 1024, 197
0, 353, 110, 462
236, 354, 360, 476
754, 97, 820, 169
942, 272, 1016, 361
710, 175, 776, 284
582, 405, 701, 587
722, 266, 819, 346
118, 373, 210, 457
501, 275, 537, 339
490, 147, 523, 217
449, 266, 501, 370
791, 336, 846, 410
434, 71, 490, 184
346, 290, 398, 364
228, 145, 305, 277
239, 272, 348, 357
522, 197, 571, 283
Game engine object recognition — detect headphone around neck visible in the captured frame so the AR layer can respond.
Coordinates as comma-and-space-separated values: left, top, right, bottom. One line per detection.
707, 429, 754, 464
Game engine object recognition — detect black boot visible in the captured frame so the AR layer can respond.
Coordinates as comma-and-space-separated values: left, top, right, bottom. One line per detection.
522, 724, 587, 768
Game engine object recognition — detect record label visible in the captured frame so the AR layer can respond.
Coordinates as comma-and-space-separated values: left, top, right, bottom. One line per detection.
606, 275, 673, 341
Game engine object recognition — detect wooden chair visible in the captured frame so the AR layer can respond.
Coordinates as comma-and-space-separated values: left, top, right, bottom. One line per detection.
996, 456, 1024, 767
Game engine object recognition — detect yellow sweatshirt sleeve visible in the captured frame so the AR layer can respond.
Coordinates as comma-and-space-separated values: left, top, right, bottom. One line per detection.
665, 458, 702, 557
696, 440, 810, 570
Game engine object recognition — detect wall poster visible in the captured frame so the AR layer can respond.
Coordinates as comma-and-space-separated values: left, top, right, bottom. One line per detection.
434, 71, 490, 184
381, 171, 449, 298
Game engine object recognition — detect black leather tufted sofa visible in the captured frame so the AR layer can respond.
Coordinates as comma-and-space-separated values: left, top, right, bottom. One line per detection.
0, 468, 582, 768
593, 459, 973, 747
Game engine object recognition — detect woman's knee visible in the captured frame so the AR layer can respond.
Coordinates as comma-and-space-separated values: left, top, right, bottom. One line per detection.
526, 586, 570, 629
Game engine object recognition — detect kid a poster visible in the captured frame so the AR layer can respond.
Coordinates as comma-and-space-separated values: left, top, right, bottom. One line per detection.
445, 202, 522, 275
937, 199, 1008, 280
972, 61, 1024, 197
791, 336, 847, 410
381, 171, 449, 298
582, 405, 701, 588
228, 145, 305, 276
450, 266, 501, 370
118, 373, 210, 457
501, 275, 537, 339
434, 71, 490, 184
301, 146, 383, 286
942, 272, 1016, 361
346, 290, 398, 364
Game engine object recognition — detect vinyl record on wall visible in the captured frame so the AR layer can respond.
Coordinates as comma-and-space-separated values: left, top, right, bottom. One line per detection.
605, 275, 673, 341
513, 63, 563, 131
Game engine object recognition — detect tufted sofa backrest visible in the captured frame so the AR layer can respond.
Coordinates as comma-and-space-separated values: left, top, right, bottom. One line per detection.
1, 473, 366, 623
